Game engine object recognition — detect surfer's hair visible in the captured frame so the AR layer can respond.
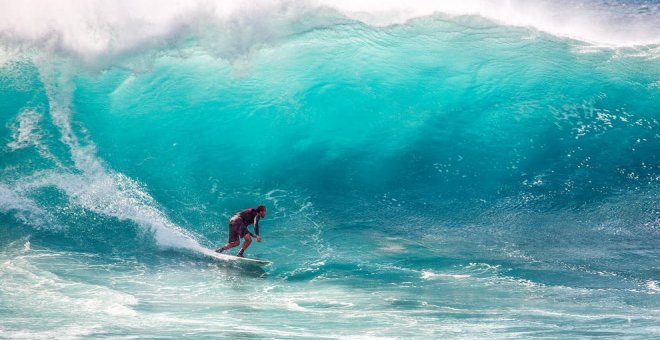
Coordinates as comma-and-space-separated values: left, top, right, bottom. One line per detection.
256, 205, 266, 212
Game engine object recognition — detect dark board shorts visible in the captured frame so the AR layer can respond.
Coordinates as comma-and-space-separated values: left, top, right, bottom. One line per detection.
228, 217, 248, 243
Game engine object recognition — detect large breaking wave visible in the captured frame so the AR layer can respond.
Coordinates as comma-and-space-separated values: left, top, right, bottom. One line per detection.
0, 1, 658, 337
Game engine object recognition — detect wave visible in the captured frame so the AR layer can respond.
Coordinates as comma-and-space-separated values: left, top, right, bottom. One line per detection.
0, 0, 658, 65
0, 0, 657, 258
0, 4, 658, 337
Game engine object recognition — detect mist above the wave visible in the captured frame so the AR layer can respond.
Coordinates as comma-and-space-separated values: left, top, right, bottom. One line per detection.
325, 0, 660, 46
0, 0, 658, 65
0, 0, 330, 65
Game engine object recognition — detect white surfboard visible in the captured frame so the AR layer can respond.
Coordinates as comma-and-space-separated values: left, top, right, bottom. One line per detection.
202, 249, 272, 266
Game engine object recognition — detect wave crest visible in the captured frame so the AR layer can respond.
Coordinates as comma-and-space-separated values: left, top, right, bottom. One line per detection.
0, 0, 658, 64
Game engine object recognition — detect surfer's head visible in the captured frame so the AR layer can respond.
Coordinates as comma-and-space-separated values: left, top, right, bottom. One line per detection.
256, 205, 266, 217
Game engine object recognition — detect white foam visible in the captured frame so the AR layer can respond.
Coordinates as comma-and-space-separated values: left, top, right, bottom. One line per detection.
0, 45, 20, 68
328, 0, 660, 46
421, 270, 471, 280
7, 108, 64, 167
0, 253, 139, 336
4, 107, 66, 167
0, 183, 52, 228
0, 0, 657, 63
20, 170, 204, 251
379, 243, 406, 253
646, 280, 660, 293
7, 109, 42, 151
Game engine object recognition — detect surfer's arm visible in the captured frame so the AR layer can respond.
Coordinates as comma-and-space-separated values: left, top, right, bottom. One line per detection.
253, 215, 262, 242
254, 215, 260, 236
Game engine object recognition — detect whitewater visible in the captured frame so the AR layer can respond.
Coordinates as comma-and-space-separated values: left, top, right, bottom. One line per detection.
1, 0, 659, 338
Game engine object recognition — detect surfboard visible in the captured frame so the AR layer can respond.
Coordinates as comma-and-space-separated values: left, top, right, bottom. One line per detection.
203, 249, 272, 266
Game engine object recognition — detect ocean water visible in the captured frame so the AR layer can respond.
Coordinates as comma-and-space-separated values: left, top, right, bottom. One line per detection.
1, 0, 659, 338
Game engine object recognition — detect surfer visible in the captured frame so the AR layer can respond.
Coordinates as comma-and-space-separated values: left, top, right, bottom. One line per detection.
215, 205, 266, 257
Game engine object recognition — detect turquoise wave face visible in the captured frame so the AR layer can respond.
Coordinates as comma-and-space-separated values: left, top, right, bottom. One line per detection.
6, 19, 657, 210
1, 12, 659, 338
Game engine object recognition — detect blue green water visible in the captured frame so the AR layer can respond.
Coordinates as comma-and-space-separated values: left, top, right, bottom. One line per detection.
1, 1, 659, 338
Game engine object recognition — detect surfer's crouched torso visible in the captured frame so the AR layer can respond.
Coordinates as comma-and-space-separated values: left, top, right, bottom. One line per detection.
228, 208, 261, 242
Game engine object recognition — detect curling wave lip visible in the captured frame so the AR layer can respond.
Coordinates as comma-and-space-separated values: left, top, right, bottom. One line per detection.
0, 0, 658, 63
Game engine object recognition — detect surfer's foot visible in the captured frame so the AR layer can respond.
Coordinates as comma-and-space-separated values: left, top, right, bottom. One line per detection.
215, 247, 225, 253
237, 251, 244, 257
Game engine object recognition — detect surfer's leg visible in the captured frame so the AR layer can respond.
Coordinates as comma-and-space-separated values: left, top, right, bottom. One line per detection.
216, 221, 242, 253
216, 240, 239, 253
237, 234, 252, 257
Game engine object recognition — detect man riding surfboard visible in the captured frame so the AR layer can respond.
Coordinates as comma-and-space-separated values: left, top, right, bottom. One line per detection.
215, 205, 266, 257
